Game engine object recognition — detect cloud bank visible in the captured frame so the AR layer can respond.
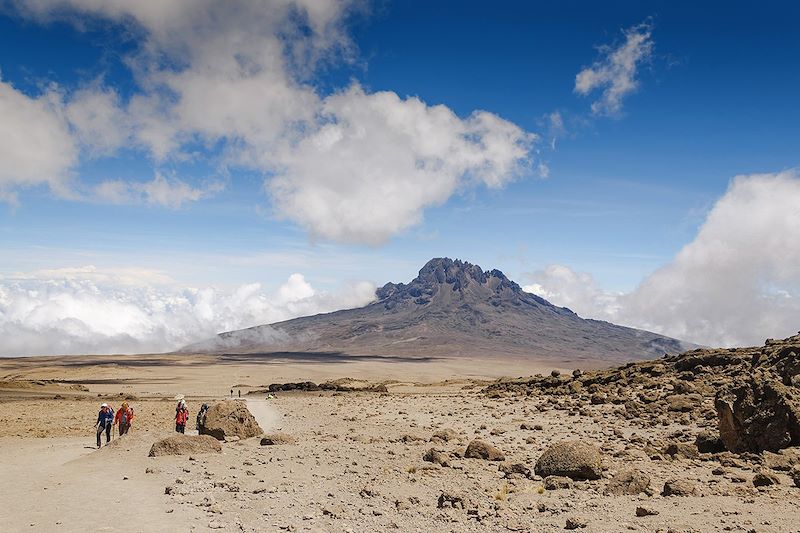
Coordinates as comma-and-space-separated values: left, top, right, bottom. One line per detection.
575, 22, 653, 116
524, 171, 800, 347
0, 268, 376, 356
5, 0, 535, 243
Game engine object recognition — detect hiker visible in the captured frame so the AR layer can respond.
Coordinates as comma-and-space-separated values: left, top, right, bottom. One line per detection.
115, 401, 134, 436
175, 399, 189, 434
96, 403, 114, 448
238, 389, 241, 398
230, 389, 233, 397
196, 403, 209, 432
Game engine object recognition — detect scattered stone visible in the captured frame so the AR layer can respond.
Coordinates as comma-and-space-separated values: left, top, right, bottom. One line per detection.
752, 469, 781, 487
260, 433, 296, 446
437, 492, 468, 510
430, 429, 459, 442
535, 440, 603, 480
544, 475, 573, 490
464, 439, 505, 461
664, 442, 700, 460
423, 448, 450, 467
499, 462, 531, 479
662, 479, 697, 496
605, 468, 651, 495
635, 506, 659, 517
565, 516, 588, 529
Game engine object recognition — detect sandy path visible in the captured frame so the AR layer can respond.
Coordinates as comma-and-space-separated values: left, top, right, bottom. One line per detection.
244, 398, 281, 433
0, 434, 204, 533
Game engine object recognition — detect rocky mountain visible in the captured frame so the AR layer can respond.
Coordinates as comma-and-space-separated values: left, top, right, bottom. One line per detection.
187, 258, 691, 364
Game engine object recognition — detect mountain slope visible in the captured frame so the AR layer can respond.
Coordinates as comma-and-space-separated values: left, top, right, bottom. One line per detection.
186, 258, 691, 363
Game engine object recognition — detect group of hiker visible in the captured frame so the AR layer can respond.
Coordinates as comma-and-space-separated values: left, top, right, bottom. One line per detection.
94, 402, 134, 448
94, 399, 209, 447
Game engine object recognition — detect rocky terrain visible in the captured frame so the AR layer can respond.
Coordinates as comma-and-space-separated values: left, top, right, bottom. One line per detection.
2, 335, 799, 532
189, 258, 691, 364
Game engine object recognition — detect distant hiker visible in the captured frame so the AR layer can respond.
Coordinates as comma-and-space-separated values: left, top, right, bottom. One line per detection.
196, 403, 209, 432
175, 399, 189, 434
96, 403, 114, 448
115, 402, 134, 436
238, 389, 241, 398
230, 389, 233, 397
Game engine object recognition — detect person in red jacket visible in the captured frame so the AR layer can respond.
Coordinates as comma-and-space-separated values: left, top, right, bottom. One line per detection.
175, 399, 188, 434
115, 402, 134, 436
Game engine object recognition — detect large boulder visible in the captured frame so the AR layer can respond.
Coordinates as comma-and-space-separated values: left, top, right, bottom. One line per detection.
148, 434, 222, 456
715, 375, 800, 453
534, 440, 603, 480
200, 400, 263, 441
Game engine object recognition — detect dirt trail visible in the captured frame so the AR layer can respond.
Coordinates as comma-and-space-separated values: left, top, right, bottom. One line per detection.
244, 398, 281, 432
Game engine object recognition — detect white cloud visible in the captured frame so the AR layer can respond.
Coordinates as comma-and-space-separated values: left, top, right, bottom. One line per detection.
94, 173, 224, 208
0, 79, 77, 201
0, 270, 376, 356
575, 22, 653, 116
268, 86, 535, 244
524, 171, 800, 347
9, 0, 535, 243
64, 86, 130, 156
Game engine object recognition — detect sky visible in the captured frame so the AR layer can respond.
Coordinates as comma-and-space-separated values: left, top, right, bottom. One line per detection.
0, 0, 799, 355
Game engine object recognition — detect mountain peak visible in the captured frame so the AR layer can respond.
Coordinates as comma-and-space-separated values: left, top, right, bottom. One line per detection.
375, 257, 546, 310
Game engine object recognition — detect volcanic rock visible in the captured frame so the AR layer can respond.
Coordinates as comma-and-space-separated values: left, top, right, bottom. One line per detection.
662, 479, 697, 496
464, 439, 505, 461
534, 440, 603, 480
605, 468, 651, 495
200, 400, 263, 441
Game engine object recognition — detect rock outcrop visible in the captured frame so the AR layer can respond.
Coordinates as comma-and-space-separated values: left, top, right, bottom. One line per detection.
200, 400, 263, 441
486, 333, 800, 454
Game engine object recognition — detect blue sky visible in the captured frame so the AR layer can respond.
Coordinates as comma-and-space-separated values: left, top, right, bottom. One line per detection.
0, 1, 798, 355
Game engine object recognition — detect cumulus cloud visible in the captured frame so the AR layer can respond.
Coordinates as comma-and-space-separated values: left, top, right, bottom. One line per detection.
575, 22, 653, 116
269, 87, 534, 244
524, 171, 800, 347
93, 173, 224, 208
0, 79, 78, 202
0, 269, 376, 356
8, 0, 535, 243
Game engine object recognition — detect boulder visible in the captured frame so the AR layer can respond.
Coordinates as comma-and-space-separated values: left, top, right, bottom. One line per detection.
464, 439, 505, 461
605, 468, 651, 495
663, 442, 700, 460
148, 434, 222, 456
499, 462, 531, 478
423, 448, 450, 467
695, 431, 725, 453
662, 479, 697, 496
200, 400, 263, 441
752, 469, 780, 487
715, 375, 800, 452
534, 440, 603, 480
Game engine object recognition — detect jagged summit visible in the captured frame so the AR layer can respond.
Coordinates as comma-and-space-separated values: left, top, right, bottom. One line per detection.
185, 257, 690, 364
376, 257, 566, 313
